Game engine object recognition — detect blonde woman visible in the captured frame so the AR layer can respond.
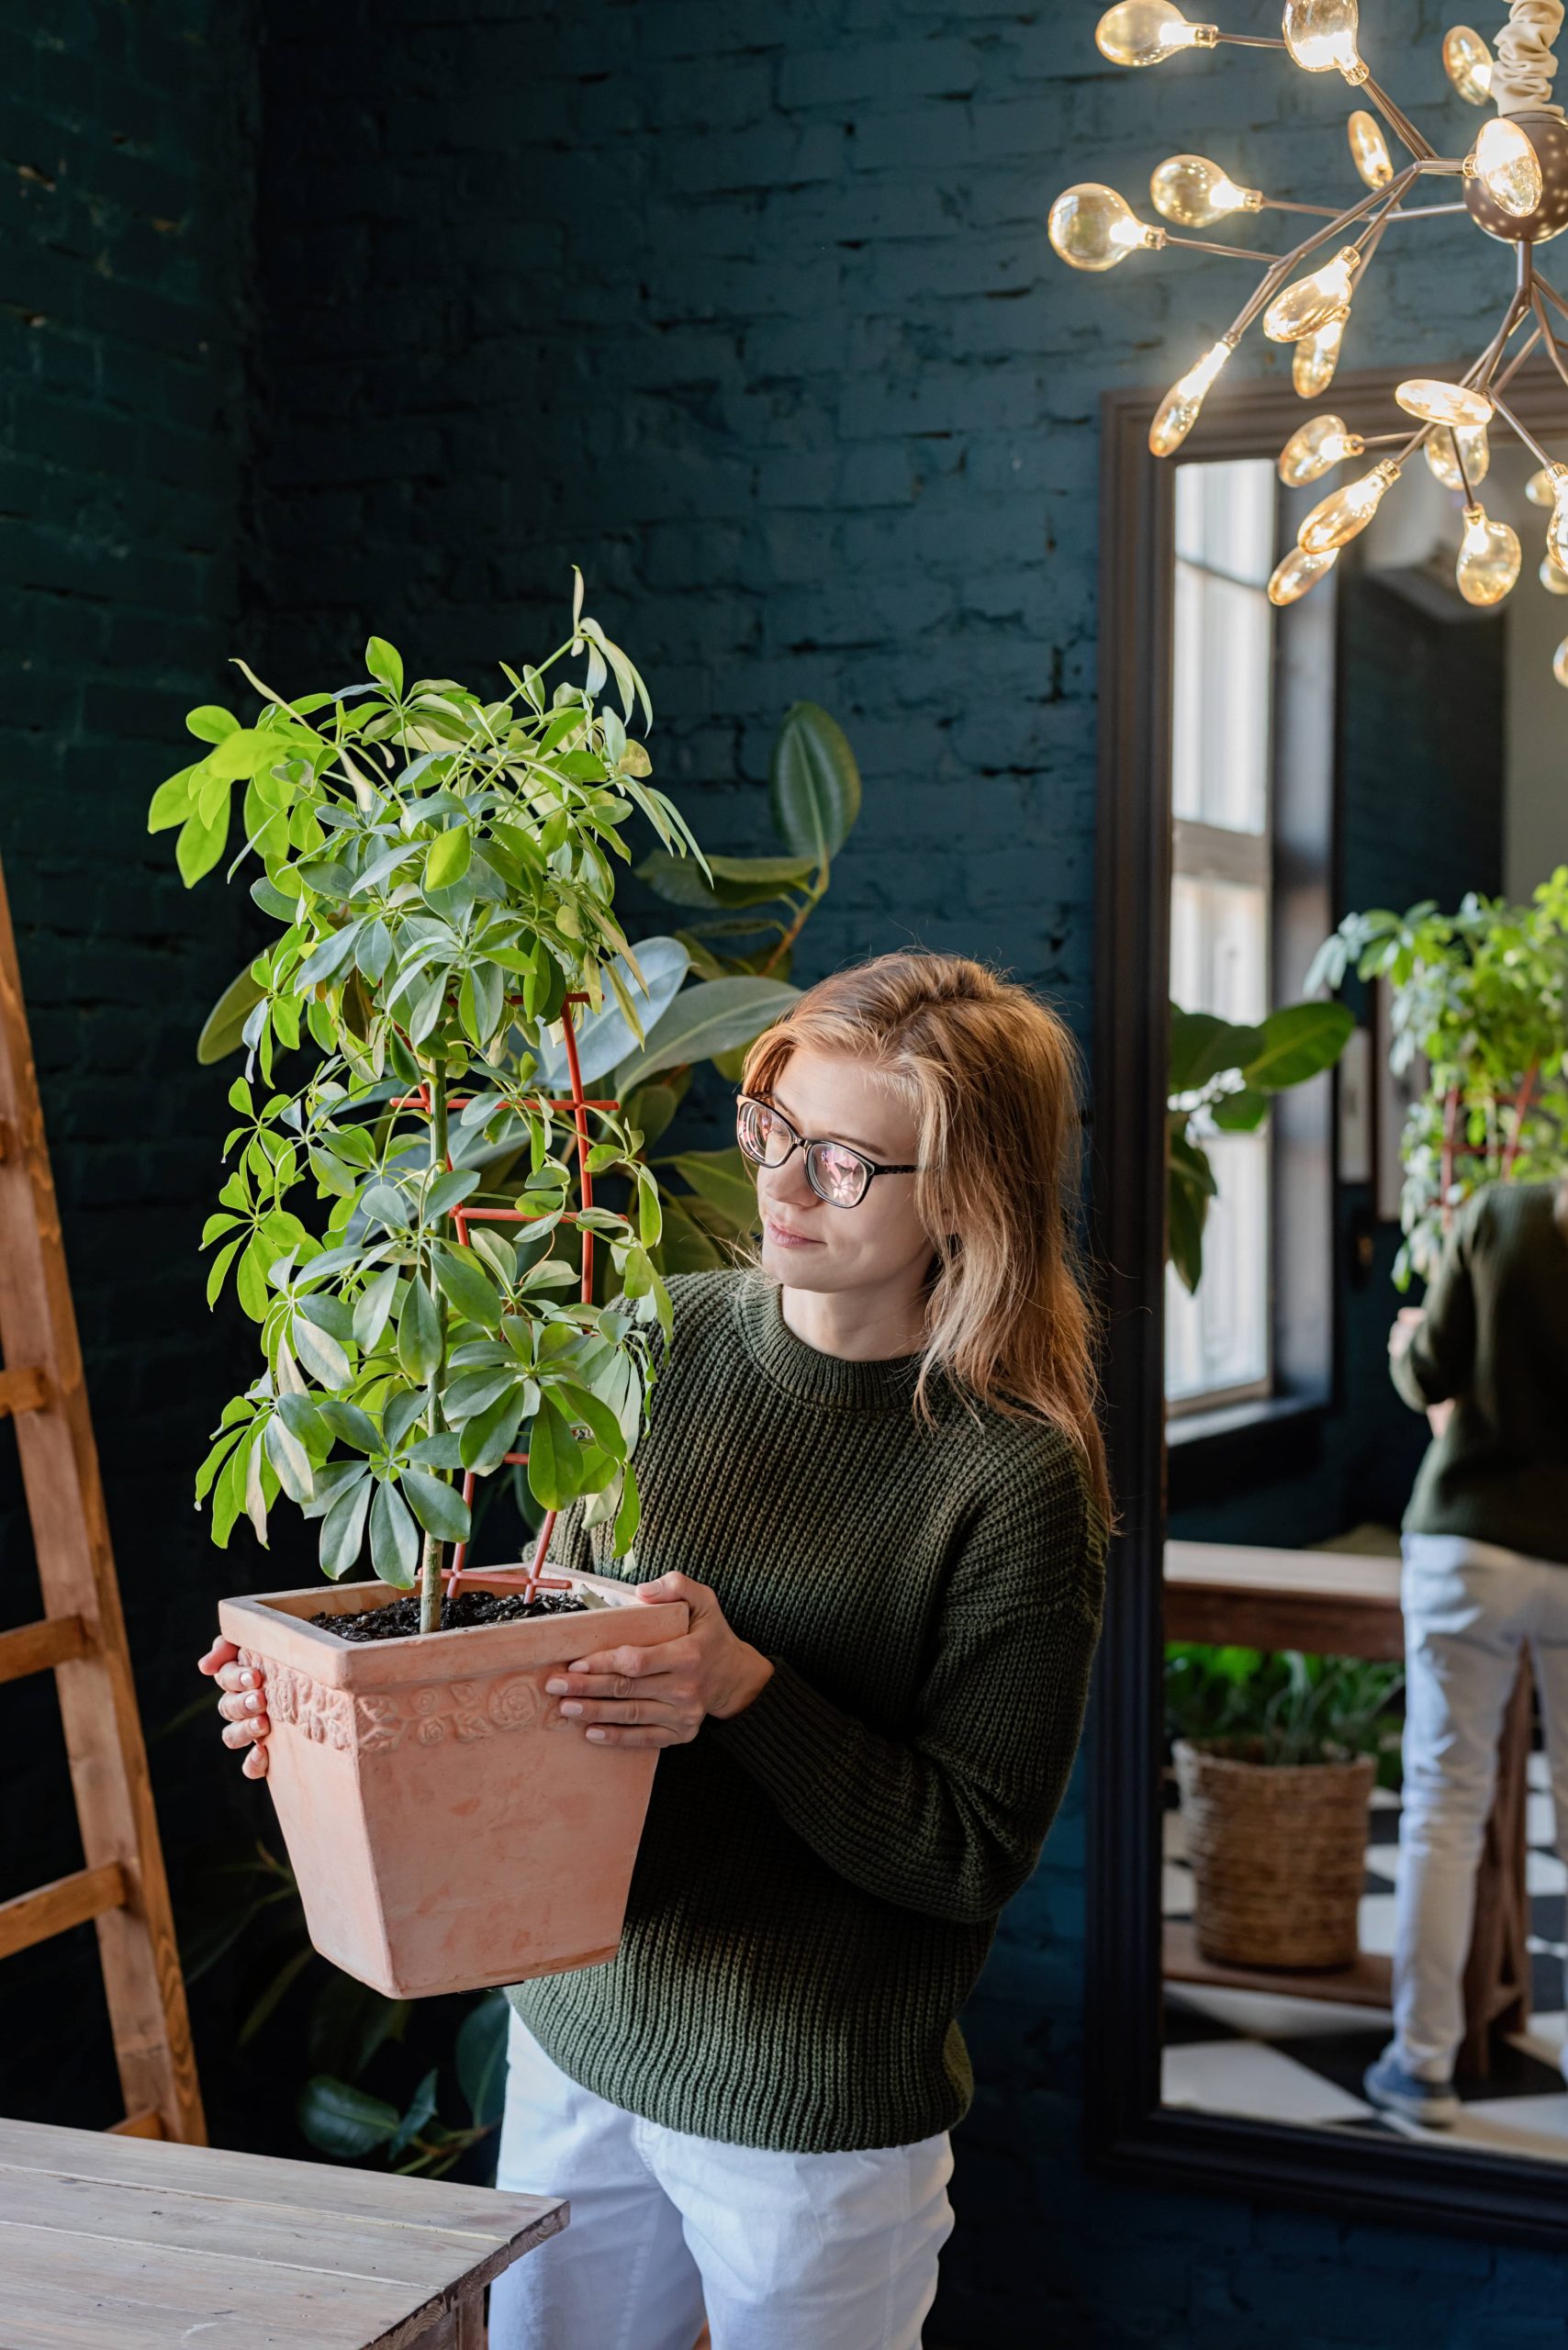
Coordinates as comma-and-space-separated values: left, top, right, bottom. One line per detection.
201, 951, 1110, 2350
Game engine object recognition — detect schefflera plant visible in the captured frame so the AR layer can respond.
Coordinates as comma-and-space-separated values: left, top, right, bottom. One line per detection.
151, 581, 702, 1634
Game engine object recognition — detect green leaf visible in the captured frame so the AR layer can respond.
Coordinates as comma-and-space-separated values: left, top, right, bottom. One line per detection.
666, 1147, 757, 1233
148, 765, 199, 833
1243, 999, 1355, 1091
426, 1167, 479, 1220
655, 1193, 724, 1273
320, 1475, 373, 1578
526, 1395, 582, 1510
370, 1479, 420, 1587
459, 1382, 528, 1473
1168, 1154, 1210, 1294
431, 1245, 503, 1331
636, 850, 815, 912
291, 1312, 352, 1390
397, 1278, 442, 1383
365, 636, 404, 696
400, 1468, 470, 1542
198, 966, 267, 1066
297, 2075, 400, 2160
531, 938, 690, 1090
1169, 1005, 1264, 1094
319, 1399, 382, 1453
1209, 1087, 1271, 1133
353, 1266, 401, 1353
424, 826, 472, 892
455, 1993, 510, 2129
175, 800, 230, 888
614, 977, 800, 1091
186, 704, 241, 745
767, 701, 860, 867
264, 1413, 315, 1504
611, 1457, 641, 1554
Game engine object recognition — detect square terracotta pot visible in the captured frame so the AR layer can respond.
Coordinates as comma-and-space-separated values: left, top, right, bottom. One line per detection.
218, 1571, 689, 1999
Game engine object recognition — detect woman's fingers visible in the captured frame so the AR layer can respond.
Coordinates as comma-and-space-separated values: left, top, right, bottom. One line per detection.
580, 1724, 681, 1749
221, 1714, 271, 1749
197, 1637, 241, 1678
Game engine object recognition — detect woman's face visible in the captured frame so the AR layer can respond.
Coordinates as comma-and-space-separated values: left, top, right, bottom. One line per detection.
753, 1045, 935, 1299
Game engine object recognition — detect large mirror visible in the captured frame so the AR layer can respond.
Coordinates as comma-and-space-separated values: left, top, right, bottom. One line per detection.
1089, 361, 1568, 2240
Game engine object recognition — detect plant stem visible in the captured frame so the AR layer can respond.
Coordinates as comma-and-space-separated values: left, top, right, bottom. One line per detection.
419, 1063, 452, 1637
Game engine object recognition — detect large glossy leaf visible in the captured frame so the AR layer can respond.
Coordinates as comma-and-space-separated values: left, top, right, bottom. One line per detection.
655, 1193, 726, 1273
767, 702, 861, 867
198, 965, 267, 1065
1242, 999, 1355, 1091
637, 851, 815, 912
1169, 1005, 1264, 1094
1168, 1146, 1213, 1294
297, 2075, 398, 2159
456, 1991, 510, 2128
531, 937, 691, 1088
613, 977, 800, 1091
666, 1148, 758, 1234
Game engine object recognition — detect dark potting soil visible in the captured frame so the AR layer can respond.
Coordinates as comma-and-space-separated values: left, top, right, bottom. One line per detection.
311, 1588, 589, 1641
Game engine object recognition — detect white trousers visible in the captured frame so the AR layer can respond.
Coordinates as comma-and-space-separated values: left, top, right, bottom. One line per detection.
1394, 1531, 1568, 2081
489, 2012, 955, 2350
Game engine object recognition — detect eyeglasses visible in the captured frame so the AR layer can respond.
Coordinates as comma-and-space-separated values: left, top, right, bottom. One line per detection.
735, 1095, 921, 1210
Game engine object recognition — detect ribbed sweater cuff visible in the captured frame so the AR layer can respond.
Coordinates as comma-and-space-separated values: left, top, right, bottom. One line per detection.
708, 1654, 852, 1809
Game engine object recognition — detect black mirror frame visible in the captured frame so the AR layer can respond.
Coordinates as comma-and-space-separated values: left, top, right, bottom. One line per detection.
1085, 360, 1568, 2248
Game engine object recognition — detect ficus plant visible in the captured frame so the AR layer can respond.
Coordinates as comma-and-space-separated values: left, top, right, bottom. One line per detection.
151, 578, 704, 1634
1306, 873, 1568, 1285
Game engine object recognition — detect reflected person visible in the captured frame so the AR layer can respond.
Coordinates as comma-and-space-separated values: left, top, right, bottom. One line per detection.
1364, 1177, 1568, 2128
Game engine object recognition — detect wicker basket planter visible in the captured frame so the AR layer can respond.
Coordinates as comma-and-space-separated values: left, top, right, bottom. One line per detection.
1174, 1738, 1377, 1971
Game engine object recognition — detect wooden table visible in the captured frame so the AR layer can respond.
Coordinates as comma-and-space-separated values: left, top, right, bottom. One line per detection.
1164, 1540, 1533, 2075
0, 2116, 566, 2348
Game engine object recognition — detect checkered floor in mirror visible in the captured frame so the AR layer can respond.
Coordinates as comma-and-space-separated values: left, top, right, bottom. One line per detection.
1162, 1751, 1568, 2158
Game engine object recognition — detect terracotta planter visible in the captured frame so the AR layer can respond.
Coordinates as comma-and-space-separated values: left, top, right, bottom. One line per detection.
1174, 1738, 1377, 1972
218, 1571, 688, 1999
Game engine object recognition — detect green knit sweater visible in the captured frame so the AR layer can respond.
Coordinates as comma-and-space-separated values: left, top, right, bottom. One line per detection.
1394, 1180, 1568, 1562
508, 1269, 1106, 2153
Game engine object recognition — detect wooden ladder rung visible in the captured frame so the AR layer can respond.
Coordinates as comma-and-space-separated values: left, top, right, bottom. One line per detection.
0, 1363, 48, 1419
0, 1862, 128, 1963
0, 1614, 88, 1684
108, 2109, 163, 2140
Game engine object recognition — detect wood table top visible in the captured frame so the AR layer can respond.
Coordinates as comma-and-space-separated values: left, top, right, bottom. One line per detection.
0, 2115, 566, 2350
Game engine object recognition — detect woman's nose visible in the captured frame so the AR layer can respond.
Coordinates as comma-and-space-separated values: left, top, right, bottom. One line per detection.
764, 1156, 817, 1209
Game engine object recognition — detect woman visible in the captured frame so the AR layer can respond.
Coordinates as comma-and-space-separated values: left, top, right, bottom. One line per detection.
200, 951, 1110, 2349
1365, 1176, 1568, 2130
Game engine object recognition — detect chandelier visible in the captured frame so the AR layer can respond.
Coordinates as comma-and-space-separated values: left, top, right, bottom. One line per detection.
1050, 0, 1568, 686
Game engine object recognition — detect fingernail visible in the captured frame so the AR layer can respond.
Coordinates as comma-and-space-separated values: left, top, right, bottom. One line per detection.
568, 1660, 589, 1673
245, 1693, 262, 1713
586, 1728, 608, 1742
240, 1671, 256, 1689
544, 1678, 568, 1695
559, 1701, 581, 1718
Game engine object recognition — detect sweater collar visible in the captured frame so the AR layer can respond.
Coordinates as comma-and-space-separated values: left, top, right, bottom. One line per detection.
733, 1273, 924, 1415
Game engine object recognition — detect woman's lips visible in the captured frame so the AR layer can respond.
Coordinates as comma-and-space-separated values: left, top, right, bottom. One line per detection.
763, 1216, 822, 1248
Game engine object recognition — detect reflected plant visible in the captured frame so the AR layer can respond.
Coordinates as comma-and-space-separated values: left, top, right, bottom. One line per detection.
1165, 1643, 1403, 1774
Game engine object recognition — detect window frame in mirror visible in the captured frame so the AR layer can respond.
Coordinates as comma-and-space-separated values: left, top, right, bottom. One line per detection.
1086, 360, 1568, 2247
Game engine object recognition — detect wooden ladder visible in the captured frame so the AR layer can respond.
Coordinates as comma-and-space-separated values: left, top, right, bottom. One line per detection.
0, 856, 204, 2143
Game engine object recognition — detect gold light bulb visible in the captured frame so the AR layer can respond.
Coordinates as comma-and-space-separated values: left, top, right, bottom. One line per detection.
1293, 317, 1346, 397
1527, 464, 1562, 507
1394, 377, 1495, 428
1264, 246, 1360, 342
1550, 476, 1568, 570
1555, 636, 1568, 689
1347, 110, 1394, 188
1096, 0, 1217, 65
1298, 460, 1400, 553
1282, 0, 1365, 79
1148, 338, 1236, 455
1048, 184, 1164, 270
1540, 550, 1568, 596
1442, 24, 1493, 104
1278, 413, 1364, 486
1425, 422, 1490, 490
1150, 153, 1263, 224
1467, 117, 1544, 218
1455, 503, 1521, 605
1268, 544, 1339, 606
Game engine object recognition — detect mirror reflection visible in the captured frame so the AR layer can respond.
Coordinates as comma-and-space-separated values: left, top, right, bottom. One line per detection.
1159, 431, 1568, 2168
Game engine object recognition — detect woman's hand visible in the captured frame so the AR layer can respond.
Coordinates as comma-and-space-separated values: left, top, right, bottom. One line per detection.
543, 1572, 774, 1750
1389, 1304, 1425, 1358
197, 1637, 272, 1779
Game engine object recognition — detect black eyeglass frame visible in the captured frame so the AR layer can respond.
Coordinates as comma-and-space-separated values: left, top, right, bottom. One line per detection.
734, 1094, 922, 1210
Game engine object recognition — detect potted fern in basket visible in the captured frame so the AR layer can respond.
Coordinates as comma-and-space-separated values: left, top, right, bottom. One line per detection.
1166, 1645, 1403, 1972
152, 579, 702, 1998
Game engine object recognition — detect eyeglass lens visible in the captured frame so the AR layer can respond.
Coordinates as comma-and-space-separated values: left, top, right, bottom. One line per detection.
737, 1100, 871, 1207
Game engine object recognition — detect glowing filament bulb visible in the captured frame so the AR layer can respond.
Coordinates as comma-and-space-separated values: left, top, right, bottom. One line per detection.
1148, 338, 1236, 455
1278, 413, 1363, 487
1048, 184, 1164, 271
1442, 24, 1493, 104
1468, 118, 1543, 218
1555, 637, 1568, 689
1347, 110, 1393, 189
1264, 246, 1360, 343
1540, 550, 1568, 596
1425, 422, 1490, 490
1550, 476, 1568, 570
1298, 460, 1400, 554
1394, 377, 1495, 428
1527, 464, 1562, 507
1150, 154, 1263, 224
1455, 504, 1521, 606
1268, 544, 1339, 606
1293, 317, 1346, 397
1282, 0, 1365, 79
1096, 0, 1217, 65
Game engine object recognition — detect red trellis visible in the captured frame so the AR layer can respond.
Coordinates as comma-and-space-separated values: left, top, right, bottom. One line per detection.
1437, 1066, 1537, 1230
396, 994, 611, 1604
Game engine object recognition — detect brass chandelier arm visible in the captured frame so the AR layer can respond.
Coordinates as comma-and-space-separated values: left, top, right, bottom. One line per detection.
1492, 388, 1562, 468
1219, 168, 1428, 343
1358, 72, 1439, 163
1529, 287, 1568, 392
1161, 232, 1287, 261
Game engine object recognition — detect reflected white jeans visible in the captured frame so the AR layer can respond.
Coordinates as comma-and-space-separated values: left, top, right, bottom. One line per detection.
489, 2012, 956, 2350
1393, 1532, 1568, 2082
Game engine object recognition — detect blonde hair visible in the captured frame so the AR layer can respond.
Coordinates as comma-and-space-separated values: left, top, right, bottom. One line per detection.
742, 950, 1113, 1531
